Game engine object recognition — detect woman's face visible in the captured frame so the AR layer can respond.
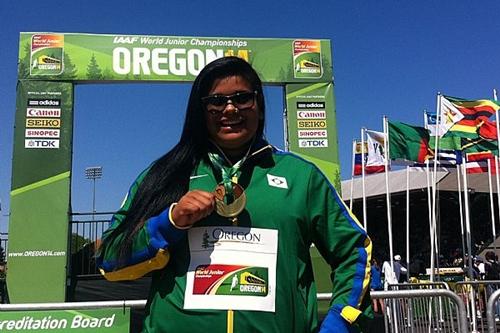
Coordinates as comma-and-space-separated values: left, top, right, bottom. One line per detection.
204, 75, 261, 155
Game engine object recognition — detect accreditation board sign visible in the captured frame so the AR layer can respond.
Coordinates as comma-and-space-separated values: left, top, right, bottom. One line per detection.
11, 32, 339, 304
0, 308, 130, 332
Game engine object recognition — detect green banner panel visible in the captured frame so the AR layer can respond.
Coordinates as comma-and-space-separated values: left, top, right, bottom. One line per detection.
8, 81, 73, 302
18, 33, 332, 83
10, 32, 337, 304
285, 83, 341, 190
0, 308, 129, 332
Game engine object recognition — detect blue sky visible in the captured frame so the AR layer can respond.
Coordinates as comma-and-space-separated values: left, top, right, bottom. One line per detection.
1, 1, 500, 233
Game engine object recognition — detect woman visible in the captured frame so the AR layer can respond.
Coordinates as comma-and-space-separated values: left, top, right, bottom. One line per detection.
370, 258, 384, 314
97, 56, 371, 332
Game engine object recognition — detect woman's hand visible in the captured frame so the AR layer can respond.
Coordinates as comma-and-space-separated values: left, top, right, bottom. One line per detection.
171, 190, 216, 228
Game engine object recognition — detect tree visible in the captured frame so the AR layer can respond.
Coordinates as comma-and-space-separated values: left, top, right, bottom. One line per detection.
86, 54, 103, 80
63, 52, 78, 79
17, 43, 31, 79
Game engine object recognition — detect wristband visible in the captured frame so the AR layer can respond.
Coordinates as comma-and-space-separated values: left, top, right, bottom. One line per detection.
169, 203, 191, 230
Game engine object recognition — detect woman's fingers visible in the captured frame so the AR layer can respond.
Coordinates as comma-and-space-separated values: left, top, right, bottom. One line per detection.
171, 190, 215, 228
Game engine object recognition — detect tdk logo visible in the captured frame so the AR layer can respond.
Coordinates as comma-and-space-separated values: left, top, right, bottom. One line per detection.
25, 139, 60, 149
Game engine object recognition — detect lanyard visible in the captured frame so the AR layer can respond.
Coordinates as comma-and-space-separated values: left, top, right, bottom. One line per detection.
207, 152, 247, 204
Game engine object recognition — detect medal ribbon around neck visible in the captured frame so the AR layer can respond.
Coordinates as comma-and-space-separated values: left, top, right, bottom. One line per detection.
208, 142, 253, 218
208, 152, 246, 204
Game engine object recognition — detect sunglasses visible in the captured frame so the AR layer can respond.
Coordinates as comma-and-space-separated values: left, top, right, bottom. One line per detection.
201, 91, 257, 114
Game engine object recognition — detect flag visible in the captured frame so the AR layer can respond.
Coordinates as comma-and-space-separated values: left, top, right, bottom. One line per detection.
477, 119, 498, 140
388, 121, 432, 163
353, 140, 385, 176
444, 95, 500, 138
434, 149, 463, 166
353, 141, 365, 176
465, 151, 496, 174
424, 98, 464, 137
429, 136, 461, 151
461, 138, 498, 155
365, 130, 387, 173
411, 149, 462, 170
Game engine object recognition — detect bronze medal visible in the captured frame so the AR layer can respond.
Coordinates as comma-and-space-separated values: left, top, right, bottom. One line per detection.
214, 182, 246, 217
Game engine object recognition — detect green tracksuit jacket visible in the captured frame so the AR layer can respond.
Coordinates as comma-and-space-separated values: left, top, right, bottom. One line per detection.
98, 143, 371, 333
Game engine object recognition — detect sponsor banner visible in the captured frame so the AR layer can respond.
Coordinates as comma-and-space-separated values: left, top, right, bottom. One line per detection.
297, 110, 326, 119
297, 120, 327, 129
286, 82, 340, 190
25, 129, 60, 138
26, 108, 61, 118
26, 118, 61, 128
299, 139, 328, 148
25, 139, 60, 149
293, 40, 322, 79
0, 308, 129, 332
10, 81, 73, 303
18, 33, 332, 83
185, 227, 278, 312
298, 129, 328, 138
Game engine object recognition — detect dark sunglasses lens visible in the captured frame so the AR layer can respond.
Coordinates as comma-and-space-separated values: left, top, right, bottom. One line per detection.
234, 92, 253, 104
206, 95, 227, 107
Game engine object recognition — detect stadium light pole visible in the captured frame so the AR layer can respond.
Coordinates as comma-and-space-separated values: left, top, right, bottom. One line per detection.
85, 166, 102, 221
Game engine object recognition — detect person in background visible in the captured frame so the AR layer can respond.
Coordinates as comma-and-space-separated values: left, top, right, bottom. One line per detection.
96, 56, 372, 333
381, 259, 397, 290
474, 257, 485, 280
370, 258, 384, 314
393, 254, 407, 283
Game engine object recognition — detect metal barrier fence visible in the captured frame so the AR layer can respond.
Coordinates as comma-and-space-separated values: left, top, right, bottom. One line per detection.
454, 280, 500, 333
487, 288, 500, 333
320, 288, 468, 333
383, 282, 456, 333
69, 212, 113, 276
0, 300, 146, 311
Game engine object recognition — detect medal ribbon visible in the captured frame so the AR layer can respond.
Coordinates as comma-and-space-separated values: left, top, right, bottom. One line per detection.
208, 152, 247, 204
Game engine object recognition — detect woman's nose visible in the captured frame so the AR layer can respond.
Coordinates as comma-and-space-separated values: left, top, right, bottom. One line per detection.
223, 101, 239, 114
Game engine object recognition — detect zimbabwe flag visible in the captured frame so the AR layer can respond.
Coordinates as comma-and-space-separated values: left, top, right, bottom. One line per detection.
444, 95, 500, 138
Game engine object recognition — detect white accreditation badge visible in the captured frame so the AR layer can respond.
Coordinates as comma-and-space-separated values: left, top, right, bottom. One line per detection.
184, 226, 278, 312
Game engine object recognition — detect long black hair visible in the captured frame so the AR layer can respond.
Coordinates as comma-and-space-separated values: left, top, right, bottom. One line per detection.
100, 56, 266, 265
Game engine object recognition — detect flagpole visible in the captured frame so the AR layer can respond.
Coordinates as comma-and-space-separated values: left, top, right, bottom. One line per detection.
426, 161, 432, 253
350, 139, 356, 211
487, 159, 497, 255
361, 127, 367, 230
494, 89, 499, 258
456, 164, 467, 267
462, 162, 474, 277
430, 93, 442, 282
384, 116, 395, 271
462, 162, 478, 331
406, 165, 410, 282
